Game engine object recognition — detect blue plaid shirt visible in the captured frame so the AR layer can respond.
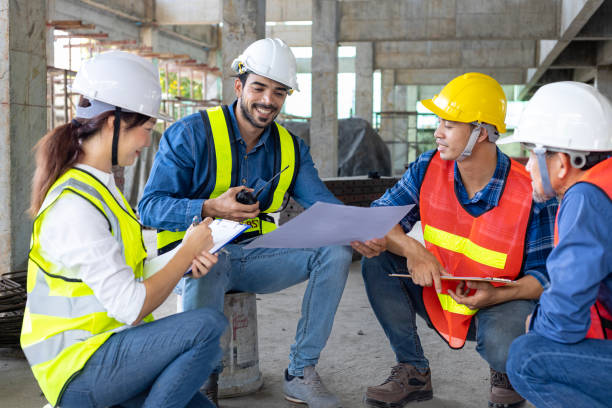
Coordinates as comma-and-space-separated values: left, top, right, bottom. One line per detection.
372, 148, 558, 287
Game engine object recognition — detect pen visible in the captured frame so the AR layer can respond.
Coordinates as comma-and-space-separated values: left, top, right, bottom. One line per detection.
191, 215, 201, 227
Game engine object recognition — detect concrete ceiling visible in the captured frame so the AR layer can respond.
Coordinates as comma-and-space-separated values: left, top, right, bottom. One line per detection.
50, 0, 612, 97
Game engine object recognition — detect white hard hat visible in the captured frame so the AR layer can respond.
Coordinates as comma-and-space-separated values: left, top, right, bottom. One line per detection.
72, 51, 171, 121
498, 81, 612, 152
231, 38, 299, 93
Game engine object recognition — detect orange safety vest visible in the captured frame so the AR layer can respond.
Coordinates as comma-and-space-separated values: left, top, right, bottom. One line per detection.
419, 152, 533, 348
554, 158, 612, 340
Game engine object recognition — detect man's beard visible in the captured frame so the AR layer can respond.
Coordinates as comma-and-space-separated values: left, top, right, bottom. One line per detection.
532, 184, 556, 203
240, 99, 278, 129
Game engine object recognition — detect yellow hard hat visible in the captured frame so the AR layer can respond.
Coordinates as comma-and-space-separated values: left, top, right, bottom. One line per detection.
421, 72, 507, 133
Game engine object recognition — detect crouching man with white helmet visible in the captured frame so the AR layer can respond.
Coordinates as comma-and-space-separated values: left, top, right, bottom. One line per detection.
502, 82, 612, 407
138, 38, 351, 408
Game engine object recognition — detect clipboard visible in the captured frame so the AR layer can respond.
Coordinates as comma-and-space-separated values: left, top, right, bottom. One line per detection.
388, 274, 515, 285
143, 219, 248, 279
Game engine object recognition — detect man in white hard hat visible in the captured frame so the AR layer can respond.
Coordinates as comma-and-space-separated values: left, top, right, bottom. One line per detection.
501, 82, 612, 407
139, 38, 351, 408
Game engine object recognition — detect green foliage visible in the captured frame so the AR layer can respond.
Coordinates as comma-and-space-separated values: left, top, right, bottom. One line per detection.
160, 70, 203, 100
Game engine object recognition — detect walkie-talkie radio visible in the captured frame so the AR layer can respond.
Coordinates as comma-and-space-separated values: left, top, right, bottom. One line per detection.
235, 165, 290, 205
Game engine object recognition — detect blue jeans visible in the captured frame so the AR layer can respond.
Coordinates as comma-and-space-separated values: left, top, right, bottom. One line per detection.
362, 251, 536, 372
59, 308, 227, 408
180, 243, 352, 376
507, 331, 612, 408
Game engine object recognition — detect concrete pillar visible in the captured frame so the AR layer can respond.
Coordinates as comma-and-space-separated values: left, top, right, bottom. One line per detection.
392, 85, 408, 175
221, 0, 266, 105
0, 0, 47, 275
310, 0, 338, 178
355, 42, 373, 124
406, 85, 419, 164
595, 66, 612, 102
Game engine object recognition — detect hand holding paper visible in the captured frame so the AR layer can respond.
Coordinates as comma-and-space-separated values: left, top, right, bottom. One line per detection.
244, 202, 414, 249
143, 219, 248, 279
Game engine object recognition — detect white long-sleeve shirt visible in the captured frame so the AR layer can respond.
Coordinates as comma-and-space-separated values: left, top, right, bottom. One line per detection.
38, 164, 146, 325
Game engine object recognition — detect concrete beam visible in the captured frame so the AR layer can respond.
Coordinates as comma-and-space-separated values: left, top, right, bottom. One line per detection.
395, 68, 526, 86
266, 24, 311, 47
156, 0, 220, 25
573, 67, 596, 82
266, 0, 312, 22
520, 0, 604, 99
576, 0, 612, 40
296, 57, 353, 74
597, 40, 612, 65
339, 0, 558, 42
550, 41, 597, 68
78, 0, 148, 22
375, 40, 536, 70
595, 66, 612, 102
1, 0, 47, 274
155, 0, 312, 25
52, 0, 141, 42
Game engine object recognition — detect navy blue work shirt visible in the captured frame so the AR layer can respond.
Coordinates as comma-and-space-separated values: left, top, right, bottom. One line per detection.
371, 149, 558, 288
138, 101, 340, 231
532, 182, 612, 343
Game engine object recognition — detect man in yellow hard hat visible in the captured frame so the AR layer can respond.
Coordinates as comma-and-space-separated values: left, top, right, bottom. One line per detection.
351, 73, 558, 408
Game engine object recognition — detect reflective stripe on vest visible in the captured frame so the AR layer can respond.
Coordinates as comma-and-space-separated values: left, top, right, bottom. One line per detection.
157, 105, 299, 254
554, 158, 612, 340
419, 153, 532, 348
21, 168, 150, 406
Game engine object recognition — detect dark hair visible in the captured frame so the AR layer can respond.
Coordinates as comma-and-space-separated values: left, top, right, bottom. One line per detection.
238, 71, 250, 87
29, 97, 150, 217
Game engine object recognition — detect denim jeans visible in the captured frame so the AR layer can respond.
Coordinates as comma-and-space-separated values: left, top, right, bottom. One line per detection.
507, 331, 612, 408
362, 251, 536, 372
180, 243, 352, 376
59, 308, 227, 408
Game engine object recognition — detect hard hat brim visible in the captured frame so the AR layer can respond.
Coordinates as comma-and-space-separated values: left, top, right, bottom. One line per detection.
496, 134, 523, 145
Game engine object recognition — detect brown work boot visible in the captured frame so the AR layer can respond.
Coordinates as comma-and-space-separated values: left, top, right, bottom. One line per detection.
365, 363, 433, 407
200, 372, 219, 407
489, 368, 525, 408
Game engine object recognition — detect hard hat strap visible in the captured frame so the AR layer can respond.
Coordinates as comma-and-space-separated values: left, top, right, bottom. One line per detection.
534, 146, 556, 199
112, 107, 121, 166
456, 124, 482, 162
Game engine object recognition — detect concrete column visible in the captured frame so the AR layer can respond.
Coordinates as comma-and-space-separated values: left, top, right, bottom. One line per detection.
221, 0, 266, 105
310, 0, 339, 177
595, 66, 612, 102
0, 0, 47, 274
355, 42, 373, 124
391, 85, 408, 175
406, 85, 419, 164
379, 69, 395, 143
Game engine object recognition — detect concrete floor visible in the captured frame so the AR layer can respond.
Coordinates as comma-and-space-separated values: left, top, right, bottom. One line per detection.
0, 228, 533, 408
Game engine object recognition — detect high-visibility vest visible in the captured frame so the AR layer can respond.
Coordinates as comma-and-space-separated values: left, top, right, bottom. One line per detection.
20, 168, 152, 406
156, 105, 299, 254
419, 152, 532, 348
554, 158, 612, 340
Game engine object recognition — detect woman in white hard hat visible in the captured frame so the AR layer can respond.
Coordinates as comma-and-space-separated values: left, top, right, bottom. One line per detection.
21, 51, 226, 408
501, 82, 612, 407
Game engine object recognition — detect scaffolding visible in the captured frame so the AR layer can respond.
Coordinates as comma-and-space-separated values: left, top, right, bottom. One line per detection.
46, 20, 222, 131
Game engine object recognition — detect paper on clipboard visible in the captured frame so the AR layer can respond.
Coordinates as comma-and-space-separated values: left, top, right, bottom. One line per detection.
388, 274, 516, 285
142, 219, 247, 279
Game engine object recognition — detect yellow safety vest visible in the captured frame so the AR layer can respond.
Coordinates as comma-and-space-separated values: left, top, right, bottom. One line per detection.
157, 105, 299, 254
20, 168, 152, 406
